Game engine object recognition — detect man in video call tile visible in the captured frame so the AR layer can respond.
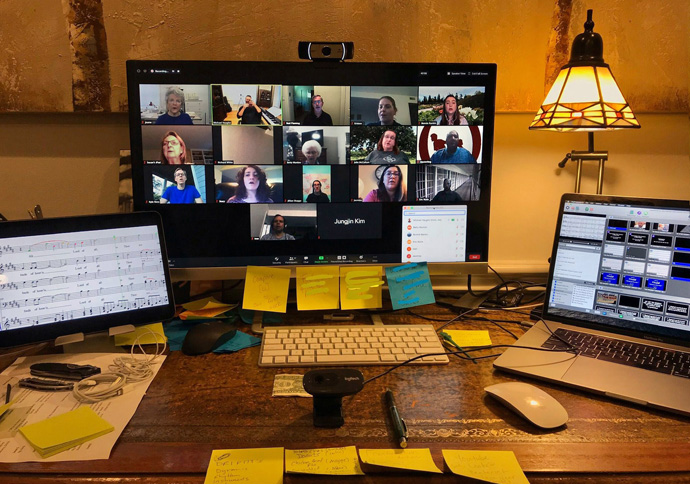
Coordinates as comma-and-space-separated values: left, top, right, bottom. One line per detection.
160, 168, 202, 204
430, 130, 476, 163
261, 214, 295, 240
302, 95, 333, 126
237, 95, 262, 125
432, 178, 462, 202
306, 180, 330, 203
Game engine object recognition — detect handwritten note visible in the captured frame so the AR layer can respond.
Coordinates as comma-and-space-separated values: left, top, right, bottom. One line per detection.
204, 448, 284, 484
442, 330, 492, 347
243, 267, 291, 313
442, 449, 529, 484
358, 448, 442, 473
340, 266, 384, 310
285, 446, 364, 475
114, 322, 167, 346
296, 266, 339, 310
385, 262, 435, 310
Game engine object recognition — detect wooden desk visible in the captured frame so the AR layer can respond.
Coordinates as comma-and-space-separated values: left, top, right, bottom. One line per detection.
1, 305, 689, 483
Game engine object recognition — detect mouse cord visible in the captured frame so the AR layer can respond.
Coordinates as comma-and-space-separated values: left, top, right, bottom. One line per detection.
73, 329, 167, 403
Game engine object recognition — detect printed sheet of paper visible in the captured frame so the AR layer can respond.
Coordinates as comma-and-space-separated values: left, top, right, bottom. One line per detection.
114, 322, 167, 346
340, 266, 384, 310
358, 448, 442, 473
243, 267, 291, 313
385, 262, 435, 310
0, 352, 165, 463
204, 448, 284, 484
286, 446, 364, 475
443, 449, 530, 484
295, 266, 339, 310
272, 375, 311, 398
442, 330, 492, 347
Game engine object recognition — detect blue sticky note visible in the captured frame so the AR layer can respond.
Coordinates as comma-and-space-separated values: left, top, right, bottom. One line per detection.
164, 318, 261, 353
385, 262, 435, 310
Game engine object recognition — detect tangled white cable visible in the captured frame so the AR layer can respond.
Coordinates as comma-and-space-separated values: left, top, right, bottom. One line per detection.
72, 328, 167, 403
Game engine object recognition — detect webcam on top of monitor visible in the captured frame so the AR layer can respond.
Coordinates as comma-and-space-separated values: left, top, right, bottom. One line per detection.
298, 42, 354, 62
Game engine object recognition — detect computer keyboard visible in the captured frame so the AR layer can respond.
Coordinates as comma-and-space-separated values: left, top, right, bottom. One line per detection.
258, 324, 450, 367
542, 328, 690, 378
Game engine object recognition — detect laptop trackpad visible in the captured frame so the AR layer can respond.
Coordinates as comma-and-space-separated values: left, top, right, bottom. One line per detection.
562, 357, 672, 405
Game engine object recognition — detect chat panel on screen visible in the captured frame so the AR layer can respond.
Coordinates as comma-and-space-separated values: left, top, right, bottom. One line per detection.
139, 84, 211, 126
214, 165, 284, 203
211, 84, 282, 126
350, 86, 418, 126
250, 204, 317, 241
145, 165, 207, 204
417, 86, 486, 126
349, 126, 416, 165
356, 165, 409, 203
282, 126, 350, 165
141, 125, 213, 164
416, 125, 483, 163
414, 164, 481, 202
282, 85, 351, 126
218, 126, 277, 165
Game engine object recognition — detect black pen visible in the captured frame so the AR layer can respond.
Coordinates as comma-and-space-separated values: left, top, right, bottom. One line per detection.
5, 384, 10, 404
385, 388, 408, 448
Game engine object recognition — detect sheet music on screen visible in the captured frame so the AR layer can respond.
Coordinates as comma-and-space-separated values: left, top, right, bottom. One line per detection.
0, 225, 170, 331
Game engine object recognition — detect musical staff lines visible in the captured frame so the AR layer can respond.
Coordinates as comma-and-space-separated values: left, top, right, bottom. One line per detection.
0, 226, 169, 332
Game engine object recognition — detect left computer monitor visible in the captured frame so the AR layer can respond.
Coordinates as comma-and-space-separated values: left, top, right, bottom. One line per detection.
0, 212, 175, 347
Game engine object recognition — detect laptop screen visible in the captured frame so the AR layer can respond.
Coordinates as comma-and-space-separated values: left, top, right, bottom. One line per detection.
544, 195, 690, 344
0, 212, 175, 347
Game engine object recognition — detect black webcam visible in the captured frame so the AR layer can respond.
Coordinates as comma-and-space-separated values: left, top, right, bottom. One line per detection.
303, 368, 364, 427
298, 42, 354, 62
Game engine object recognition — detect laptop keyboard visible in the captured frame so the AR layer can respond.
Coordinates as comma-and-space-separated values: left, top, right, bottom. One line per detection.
541, 328, 690, 378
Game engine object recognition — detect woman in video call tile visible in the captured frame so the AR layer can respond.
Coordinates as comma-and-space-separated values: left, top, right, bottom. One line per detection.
160, 167, 202, 204
364, 130, 409, 164
155, 87, 193, 125
306, 180, 330, 203
435, 94, 468, 126
227, 165, 274, 203
301, 140, 323, 164
302, 95, 333, 126
367, 96, 401, 126
160, 131, 188, 164
260, 214, 295, 240
363, 165, 406, 202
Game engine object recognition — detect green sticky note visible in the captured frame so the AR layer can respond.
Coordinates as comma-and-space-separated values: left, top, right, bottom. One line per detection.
19, 406, 114, 458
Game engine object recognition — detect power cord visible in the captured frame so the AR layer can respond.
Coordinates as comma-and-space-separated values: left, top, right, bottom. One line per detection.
72, 328, 167, 403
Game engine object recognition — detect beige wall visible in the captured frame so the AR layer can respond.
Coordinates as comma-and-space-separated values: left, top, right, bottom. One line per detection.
1, 112, 687, 274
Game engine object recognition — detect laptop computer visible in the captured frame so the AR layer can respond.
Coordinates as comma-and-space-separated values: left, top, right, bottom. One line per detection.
494, 193, 690, 416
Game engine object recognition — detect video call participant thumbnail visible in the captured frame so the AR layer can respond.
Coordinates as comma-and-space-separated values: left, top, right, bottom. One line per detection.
218, 126, 277, 165
417, 86, 486, 126
414, 164, 481, 202
250, 204, 317, 241
155, 86, 193, 125
282, 127, 350, 164
302, 95, 333, 126
430, 130, 476, 164
260, 214, 294, 240
306, 179, 330, 203
237, 95, 262, 125
416, 125, 482, 163
350, 87, 417, 126
159, 167, 203, 204
432, 178, 462, 202
317, 203, 382, 240
215, 165, 283, 203
142, 125, 213, 164
359, 165, 408, 202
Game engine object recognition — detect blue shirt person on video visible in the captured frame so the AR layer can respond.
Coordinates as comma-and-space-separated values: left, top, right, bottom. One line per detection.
430, 130, 476, 164
160, 168, 202, 204
155, 86, 193, 125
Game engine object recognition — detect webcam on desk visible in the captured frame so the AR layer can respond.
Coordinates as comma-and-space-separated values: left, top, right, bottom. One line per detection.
303, 369, 363, 428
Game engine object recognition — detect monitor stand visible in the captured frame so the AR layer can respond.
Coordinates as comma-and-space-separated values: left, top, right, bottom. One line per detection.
56, 325, 135, 353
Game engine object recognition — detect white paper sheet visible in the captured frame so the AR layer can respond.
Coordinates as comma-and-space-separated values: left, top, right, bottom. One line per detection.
0, 352, 165, 462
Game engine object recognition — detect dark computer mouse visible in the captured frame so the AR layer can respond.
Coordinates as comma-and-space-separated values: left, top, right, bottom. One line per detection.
181, 320, 237, 356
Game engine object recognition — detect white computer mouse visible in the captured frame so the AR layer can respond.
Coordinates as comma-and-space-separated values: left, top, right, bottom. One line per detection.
484, 382, 568, 429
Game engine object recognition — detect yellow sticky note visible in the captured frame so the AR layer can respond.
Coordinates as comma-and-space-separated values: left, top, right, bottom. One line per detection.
180, 306, 236, 320
443, 450, 529, 484
19, 406, 114, 458
340, 266, 384, 310
286, 446, 364, 475
0, 399, 15, 418
296, 266, 340, 310
114, 323, 167, 346
442, 330, 492, 347
204, 448, 284, 484
182, 297, 233, 311
358, 448, 442, 473
243, 266, 291, 313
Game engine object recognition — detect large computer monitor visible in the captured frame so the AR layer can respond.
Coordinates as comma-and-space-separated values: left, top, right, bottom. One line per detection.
126, 61, 496, 281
